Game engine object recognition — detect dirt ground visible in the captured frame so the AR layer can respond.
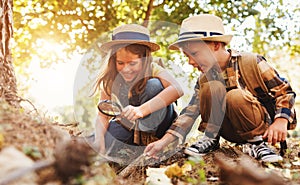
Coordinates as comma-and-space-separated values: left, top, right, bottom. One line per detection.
0, 102, 300, 185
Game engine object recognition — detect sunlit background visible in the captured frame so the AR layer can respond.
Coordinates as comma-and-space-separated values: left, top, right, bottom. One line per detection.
11, 0, 300, 132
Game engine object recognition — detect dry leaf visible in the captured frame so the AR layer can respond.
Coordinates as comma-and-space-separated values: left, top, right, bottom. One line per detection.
145, 167, 172, 185
165, 163, 192, 178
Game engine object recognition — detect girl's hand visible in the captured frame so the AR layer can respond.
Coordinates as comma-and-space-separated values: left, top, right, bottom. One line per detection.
122, 105, 144, 121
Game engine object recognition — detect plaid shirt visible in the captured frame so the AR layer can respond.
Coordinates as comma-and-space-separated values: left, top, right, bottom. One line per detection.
167, 50, 296, 144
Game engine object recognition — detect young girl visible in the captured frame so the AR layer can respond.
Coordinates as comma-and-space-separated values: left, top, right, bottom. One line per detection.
93, 24, 183, 154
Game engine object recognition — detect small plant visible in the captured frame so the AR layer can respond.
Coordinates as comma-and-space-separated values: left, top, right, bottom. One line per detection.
184, 156, 207, 184
23, 145, 42, 159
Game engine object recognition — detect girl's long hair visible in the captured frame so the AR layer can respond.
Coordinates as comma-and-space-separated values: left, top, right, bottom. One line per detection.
92, 44, 152, 98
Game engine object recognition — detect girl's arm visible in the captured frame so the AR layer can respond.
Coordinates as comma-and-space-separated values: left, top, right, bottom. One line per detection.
123, 69, 183, 121
94, 90, 111, 154
143, 69, 183, 111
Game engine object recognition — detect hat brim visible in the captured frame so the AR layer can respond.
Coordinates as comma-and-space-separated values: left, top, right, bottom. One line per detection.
169, 35, 233, 50
99, 40, 160, 52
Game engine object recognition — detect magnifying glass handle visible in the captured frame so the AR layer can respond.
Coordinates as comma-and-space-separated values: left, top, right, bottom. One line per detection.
133, 120, 140, 145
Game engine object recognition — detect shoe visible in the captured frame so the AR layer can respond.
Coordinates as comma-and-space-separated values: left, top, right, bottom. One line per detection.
184, 136, 220, 156
242, 142, 283, 162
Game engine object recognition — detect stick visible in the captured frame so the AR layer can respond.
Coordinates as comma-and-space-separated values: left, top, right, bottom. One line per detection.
118, 153, 147, 178
118, 143, 184, 178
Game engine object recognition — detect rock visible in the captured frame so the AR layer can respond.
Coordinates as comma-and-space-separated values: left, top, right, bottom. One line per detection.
0, 147, 38, 185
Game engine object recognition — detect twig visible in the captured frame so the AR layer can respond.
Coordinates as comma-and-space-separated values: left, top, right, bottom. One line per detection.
118, 143, 184, 178
15, 97, 43, 123
57, 122, 79, 127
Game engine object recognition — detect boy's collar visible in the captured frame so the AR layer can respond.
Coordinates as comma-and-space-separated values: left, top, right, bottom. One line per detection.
228, 49, 240, 57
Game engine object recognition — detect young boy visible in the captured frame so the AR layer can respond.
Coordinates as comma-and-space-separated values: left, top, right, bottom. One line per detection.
145, 14, 296, 162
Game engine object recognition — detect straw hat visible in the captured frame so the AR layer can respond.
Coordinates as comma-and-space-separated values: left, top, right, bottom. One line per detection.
100, 24, 160, 52
169, 14, 233, 50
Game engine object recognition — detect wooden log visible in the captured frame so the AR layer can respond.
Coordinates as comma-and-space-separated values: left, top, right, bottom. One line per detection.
215, 153, 285, 185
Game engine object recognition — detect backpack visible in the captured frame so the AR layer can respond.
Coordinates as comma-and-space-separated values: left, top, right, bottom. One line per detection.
237, 52, 297, 129
237, 52, 297, 155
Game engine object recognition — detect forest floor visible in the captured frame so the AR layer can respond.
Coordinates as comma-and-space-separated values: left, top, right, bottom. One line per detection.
0, 101, 300, 185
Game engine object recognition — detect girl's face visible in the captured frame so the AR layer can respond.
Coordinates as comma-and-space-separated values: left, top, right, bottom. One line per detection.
116, 47, 143, 82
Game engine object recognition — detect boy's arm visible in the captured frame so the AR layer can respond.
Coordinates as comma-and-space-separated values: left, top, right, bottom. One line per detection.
166, 80, 201, 144
258, 56, 296, 144
144, 80, 201, 157
258, 56, 296, 123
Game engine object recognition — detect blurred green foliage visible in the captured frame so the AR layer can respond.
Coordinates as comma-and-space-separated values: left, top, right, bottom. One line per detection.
13, 0, 300, 70
12, 0, 300, 129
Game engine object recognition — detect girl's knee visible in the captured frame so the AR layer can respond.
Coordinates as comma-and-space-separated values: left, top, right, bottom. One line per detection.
144, 78, 164, 98
130, 78, 163, 105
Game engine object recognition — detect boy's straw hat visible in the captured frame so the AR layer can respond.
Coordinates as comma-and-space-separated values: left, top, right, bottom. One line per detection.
169, 14, 233, 50
100, 24, 160, 52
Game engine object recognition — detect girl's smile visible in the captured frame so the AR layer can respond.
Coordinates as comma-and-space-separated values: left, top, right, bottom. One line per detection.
116, 48, 143, 82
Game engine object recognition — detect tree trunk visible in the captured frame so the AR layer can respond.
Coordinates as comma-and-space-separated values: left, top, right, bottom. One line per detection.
142, 0, 154, 28
0, 0, 19, 106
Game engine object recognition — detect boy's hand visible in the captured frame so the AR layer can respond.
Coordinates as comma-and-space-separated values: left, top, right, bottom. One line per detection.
144, 133, 177, 159
263, 118, 288, 145
144, 140, 165, 159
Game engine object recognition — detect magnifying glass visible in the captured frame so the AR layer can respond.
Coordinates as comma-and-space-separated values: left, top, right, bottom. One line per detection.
97, 100, 122, 117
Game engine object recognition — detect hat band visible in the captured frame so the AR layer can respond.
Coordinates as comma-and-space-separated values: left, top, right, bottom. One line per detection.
178, 31, 223, 41
112, 31, 150, 41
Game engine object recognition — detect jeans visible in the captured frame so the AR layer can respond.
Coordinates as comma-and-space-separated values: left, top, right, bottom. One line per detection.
105, 78, 177, 148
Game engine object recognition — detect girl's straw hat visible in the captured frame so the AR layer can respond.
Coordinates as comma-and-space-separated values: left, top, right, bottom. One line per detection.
169, 14, 233, 50
100, 24, 160, 52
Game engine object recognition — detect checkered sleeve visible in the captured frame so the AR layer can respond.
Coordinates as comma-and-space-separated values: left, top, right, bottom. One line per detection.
257, 56, 296, 123
167, 79, 201, 144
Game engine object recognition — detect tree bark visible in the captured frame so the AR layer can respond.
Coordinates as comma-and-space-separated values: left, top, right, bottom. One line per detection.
142, 0, 154, 28
0, 0, 19, 106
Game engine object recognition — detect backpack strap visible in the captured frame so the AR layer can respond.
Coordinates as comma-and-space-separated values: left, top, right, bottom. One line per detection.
238, 52, 275, 119
237, 52, 268, 96
153, 57, 165, 68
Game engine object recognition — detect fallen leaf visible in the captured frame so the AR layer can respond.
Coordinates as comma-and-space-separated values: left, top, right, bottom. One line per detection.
165, 162, 192, 178
145, 167, 172, 185
0, 133, 4, 149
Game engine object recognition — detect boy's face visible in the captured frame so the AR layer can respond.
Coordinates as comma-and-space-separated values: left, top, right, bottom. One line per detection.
116, 47, 143, 82
181, 41, 216, 73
